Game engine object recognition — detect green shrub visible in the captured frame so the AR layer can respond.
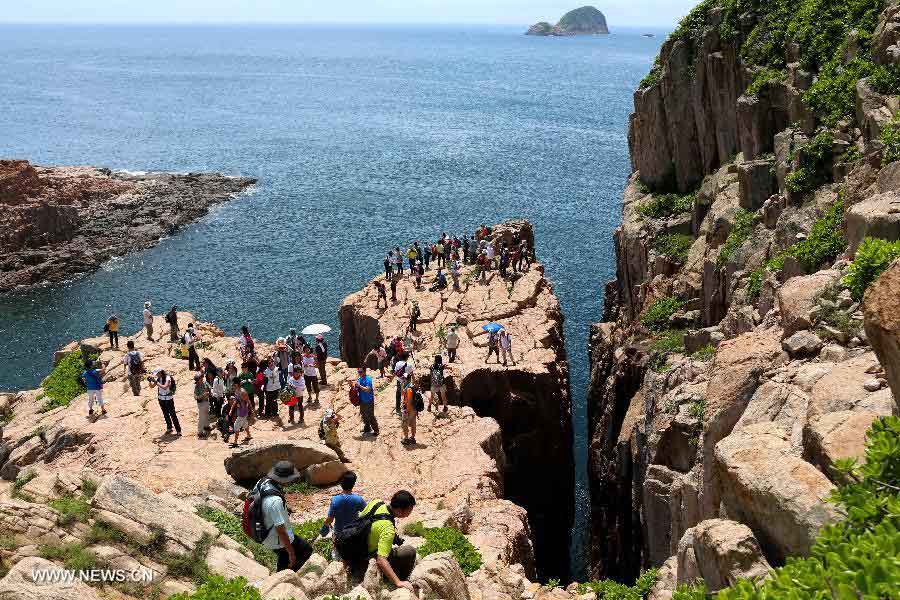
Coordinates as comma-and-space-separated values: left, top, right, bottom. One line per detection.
171, 575, 262, 600
40, 351, 88, 412
804, 58, 876, 126
839, 145, 862, 163
882, 115, 900, 164
283, 480, 318, 495
787, 197, 847, 272
406, 523, 483, 576
745, 67, 785, 96
688, 398, 706, 423
80, 477, 98, 499
575, 568, 659, 599
11, 470, 37, 501
690, 344, 716, 362
648, 354, 671, 373
636, 192, 695, 219
86, 520, 131, 546
641, 297, 686, 331
654, 234, 693, 263
843, 236, 900, 301
294, 518, 333, 561
48, 495, 92, 526
785, 130, 834, 195
38, 542, 107, 572
717, 209, 755, 267
159, 533, 213, 585
195, 505, 276, 572
747, 268, 764, 300
651, 329, 686, 353
0, 403, 11, 426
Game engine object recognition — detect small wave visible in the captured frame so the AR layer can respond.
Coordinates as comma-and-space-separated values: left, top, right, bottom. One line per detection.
115, 169, 149, 176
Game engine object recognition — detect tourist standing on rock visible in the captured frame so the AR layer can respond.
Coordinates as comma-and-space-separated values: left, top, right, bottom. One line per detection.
143, 302, 155, 341
423, 243, 432, 269
194, 372, 211, 438
400, 372, 419, 445
209, 366, 226, 419
429, 355, 448, 414
462, 236, 470, 264
500, 331, 515, 366
263, 358, 282, 418
285, 366, 306, 425
286, 328, 305, 355
105, 314, 120, 349
414, 260, 423, 289
485, 331, 500, 364
445, 326, 460, 363
392, 355, 407, 414
384, 253, 393, 278
321, 471, 365, 561
344, 491, 418, 589
123, 340, 145, 396
81, 359, 106, 417
365, 346, 381, 376
393, 246, 404, 275
183, 323, 201, 371
165, 306, 179, 342
301, 345, 321, 404
435, 239, 445, 268
315, 335, 329, 385
258, 461, 314, 571
150, 369, 181, 436
450, 260, 461, 291
355, 366, 379, 436
223, 360, 238, 389
238, 325, 255, 362
276, 338, 291, 387
374, 280, 387, 308
408, 301, 420, 333
228, 389, 253, 445
406, 244, 418, 273
390, 272, 399, 303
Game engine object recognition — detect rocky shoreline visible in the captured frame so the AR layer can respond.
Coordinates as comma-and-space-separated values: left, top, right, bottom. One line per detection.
0, 159, 256, 293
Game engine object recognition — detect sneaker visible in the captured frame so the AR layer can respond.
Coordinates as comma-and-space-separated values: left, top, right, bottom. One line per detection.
88, 409, 94, 416
165, 428, 173, 434
409, 437, 416, 445
361, 428, 372, 435
101, 409, 108, 415
401, 438, 411, 445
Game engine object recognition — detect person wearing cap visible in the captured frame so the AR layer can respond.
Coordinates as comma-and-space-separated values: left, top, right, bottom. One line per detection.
315, 335, 329, 385
262, 461, 314, 571
143, 301, 155, 341
183, 323, 201, 371
355, 366, 379, 436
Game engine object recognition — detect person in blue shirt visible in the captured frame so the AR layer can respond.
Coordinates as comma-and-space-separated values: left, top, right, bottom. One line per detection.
320, 471, 367, 562
81, 360, 106, 417
354, 367, 379, 436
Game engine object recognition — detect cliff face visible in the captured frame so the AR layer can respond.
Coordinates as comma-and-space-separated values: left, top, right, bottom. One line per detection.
588, 0, 900, 592
0, 160, 256, 293
339, 220, 573, 581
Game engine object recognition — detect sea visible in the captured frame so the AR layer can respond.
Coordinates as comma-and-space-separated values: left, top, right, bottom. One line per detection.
0, 23, 664, 579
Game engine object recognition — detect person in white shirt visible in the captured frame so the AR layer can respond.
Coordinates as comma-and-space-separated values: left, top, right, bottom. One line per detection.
209, 369, 226, 418
183, 323, 200, 371
285, 368, 306, 424
263, 358, 282, 418
143, 302, 154, 341
445, 326, 460, 363
301, 346, 320, 404
500, 331, 515, 366
260, 462, 313, 571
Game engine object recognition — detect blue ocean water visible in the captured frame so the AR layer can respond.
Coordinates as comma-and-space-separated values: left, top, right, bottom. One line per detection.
0, 23, 663, 577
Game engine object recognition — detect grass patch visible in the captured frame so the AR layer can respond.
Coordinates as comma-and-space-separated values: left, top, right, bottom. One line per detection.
38, 542, 107, 572
653, 233, 693, 263
80, 477, 98, 499
766, 198, 846, 274
11, 470, 37, 502
403, 522, 483, 576
648, 354, 670, 373
0, 535, 20, 551
86, 520, 132, 546
747, 268, 764, 300
636, 191, 695, 219
169, 575, 262, 600
690, 344, 716, 362
843, 237, 900, 302
158, 532, 213, 586
717, 209, 755, 267
785, 130, 834, 195
195, 505, 276, 572
640, 297, 685, 332
283, 480, 318, 495
882, 115, 900, 164
688, 398, 706, 424
0, 404, 12, 426
651, 329, 686, 353
40, 351, 88, 412
294, 518, 333, 561
576, 568, 659, 599
746, 67, 785, 96
48, 494, 92, 526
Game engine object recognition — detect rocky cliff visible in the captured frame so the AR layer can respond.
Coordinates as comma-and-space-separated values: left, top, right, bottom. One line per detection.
339, 220, 574, 582
588, 0, 900, 593
526, 6, 609, 36
0, 159, 256, 293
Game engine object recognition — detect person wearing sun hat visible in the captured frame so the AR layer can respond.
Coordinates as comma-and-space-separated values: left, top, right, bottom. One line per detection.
260, 461, 313, 571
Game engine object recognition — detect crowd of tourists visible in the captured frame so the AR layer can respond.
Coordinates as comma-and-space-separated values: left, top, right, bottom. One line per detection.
250, 465, 420, 592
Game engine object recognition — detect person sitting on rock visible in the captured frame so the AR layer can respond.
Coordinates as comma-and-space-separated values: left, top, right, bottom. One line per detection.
429, 270, 447, 292
260, 461, 314, 572
348, 491, 418, 592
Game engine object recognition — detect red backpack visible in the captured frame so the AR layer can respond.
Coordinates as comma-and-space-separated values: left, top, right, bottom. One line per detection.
349, 385, 360, 406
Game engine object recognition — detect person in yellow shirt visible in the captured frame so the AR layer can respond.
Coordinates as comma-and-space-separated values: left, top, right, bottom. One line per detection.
355, 491, 417, 592
406, 244, 419, 274
105, 314, 120, 349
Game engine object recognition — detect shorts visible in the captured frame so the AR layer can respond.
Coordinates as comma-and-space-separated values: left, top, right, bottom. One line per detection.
233, 416, 248, 432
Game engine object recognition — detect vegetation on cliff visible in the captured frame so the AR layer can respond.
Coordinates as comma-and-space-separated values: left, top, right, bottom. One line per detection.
403, 522, 483, 575
843, 237, 900, 301
672, 416, 900, 599
38, 351, 86, 412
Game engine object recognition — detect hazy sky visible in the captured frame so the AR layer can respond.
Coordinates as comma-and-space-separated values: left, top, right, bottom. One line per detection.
1, 1, 697, 28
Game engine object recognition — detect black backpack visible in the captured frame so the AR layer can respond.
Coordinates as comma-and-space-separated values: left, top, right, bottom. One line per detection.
241, 478, 285, 543
334, 501, 394, 564
413, 389, 425, 413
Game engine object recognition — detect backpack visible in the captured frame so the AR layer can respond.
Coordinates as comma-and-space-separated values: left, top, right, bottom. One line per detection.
334, 501, 394, 564
318, 418, 327, 440
431, 366, 444, 387
349, 384, 360, 407
413, 389, 425, 413
241, 478, 285, 543
128, 352, 146, 375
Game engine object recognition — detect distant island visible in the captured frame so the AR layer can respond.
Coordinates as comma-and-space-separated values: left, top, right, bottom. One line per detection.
526, 6, 610, 36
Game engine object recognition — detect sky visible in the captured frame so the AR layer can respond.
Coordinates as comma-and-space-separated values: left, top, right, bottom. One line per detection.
0, 0, 698, 28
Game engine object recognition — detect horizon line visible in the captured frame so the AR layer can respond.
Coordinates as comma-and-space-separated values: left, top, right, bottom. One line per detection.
0, 19, 673, 29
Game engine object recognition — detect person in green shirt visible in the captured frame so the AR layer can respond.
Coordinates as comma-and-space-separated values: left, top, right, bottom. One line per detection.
239, 363, 256, 415
356, 491, 417, 592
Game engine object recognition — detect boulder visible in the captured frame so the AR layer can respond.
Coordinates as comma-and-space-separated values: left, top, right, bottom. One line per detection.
864, 258, 900, 409
776, 271, 840, 337
0, 556, 103, 600
647, 556, 677, 600
206, 545, 269, 582
737, 159, 776, 211
303, 560, 349, 598
465, 562, 528, 600
781, 330, 823, 358
91, 474, 219, 554
256, 570, 310, 600
846, 192, 900, 255
410, 551, 471, 600
804, 410, 882, 476
689, 519, 771, 591
305, 460, 348, 486
714, 422, 838, 562
224, 441, 340, 484
808, 354, 895, 420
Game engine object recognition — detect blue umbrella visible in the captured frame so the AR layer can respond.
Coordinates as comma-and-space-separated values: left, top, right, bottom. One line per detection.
482, 322, 505, 333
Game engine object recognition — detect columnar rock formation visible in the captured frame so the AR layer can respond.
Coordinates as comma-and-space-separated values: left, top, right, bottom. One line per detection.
587, 0, 900, 592
0, 159, 256, 292
339, 220, 574, 581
